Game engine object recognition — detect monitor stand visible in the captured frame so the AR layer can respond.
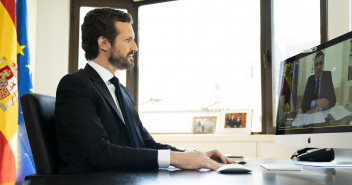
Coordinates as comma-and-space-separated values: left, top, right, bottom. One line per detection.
296, 149, 352, 167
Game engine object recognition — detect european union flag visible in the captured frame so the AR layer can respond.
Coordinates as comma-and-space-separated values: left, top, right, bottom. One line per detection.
16, 0, 36, 181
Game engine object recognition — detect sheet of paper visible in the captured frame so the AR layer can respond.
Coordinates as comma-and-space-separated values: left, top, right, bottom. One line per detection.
329, 105, 352, 121
293, 111, 327, 126
260, 163, 302, 171
306, 111, 326, 124
292, 114, 307, 126
296, 162, 352, 167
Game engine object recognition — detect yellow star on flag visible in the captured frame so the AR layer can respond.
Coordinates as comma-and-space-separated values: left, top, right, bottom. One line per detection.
29, 89, 34, 93
17, 41, 26, 55
26, 64, 32, 74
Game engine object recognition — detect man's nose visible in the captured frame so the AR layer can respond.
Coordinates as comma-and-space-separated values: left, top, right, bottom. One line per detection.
131, 40, 138, 52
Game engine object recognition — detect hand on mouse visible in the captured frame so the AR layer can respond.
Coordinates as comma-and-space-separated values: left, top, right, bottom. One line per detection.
205, 150, 235, 164
170, 151, 221, 170
170, 150, 234, 171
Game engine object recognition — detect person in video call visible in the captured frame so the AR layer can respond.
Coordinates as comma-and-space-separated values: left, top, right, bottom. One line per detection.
301, 51, 336, 114
55, 8, 233, 174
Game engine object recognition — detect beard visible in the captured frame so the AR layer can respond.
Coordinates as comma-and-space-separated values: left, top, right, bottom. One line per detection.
108, 47, 135, 70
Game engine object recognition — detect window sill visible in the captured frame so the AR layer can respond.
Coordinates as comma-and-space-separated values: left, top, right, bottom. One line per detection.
152, 134, 276, 143
152, 134, 296, 158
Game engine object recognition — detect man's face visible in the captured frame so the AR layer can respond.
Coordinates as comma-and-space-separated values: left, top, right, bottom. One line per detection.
108, 22, 138, 70
314, 55, 324, 78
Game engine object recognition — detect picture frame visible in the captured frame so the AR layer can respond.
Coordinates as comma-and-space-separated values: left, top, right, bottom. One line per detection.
192, 116, 217, 134
218, 109, 252, 135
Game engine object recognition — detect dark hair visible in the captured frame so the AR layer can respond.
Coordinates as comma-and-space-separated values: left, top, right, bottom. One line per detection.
81, 8, 133, 60
314, 50, 324, 61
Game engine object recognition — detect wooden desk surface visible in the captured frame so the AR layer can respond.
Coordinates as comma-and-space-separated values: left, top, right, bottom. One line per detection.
19, 158, 352, 185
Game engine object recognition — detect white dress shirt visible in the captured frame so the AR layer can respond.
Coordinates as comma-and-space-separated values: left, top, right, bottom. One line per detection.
87, 61, 170, 168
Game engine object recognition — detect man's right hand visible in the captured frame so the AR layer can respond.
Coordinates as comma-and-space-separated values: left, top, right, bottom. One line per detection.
316, 98, 330, 109
170, 151, 221, 171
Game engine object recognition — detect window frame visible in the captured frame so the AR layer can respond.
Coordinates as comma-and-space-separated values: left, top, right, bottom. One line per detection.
69, 0, 327, 134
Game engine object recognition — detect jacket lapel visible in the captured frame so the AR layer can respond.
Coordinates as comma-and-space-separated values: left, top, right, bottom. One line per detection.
83, 64, 125, 122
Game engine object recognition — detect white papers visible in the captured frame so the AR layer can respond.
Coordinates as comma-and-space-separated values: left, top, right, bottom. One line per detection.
291, 105, 352, 126
296, 162, 352, 167
329, 105, 352, 121
292, 111, 327, 126
260, 163, 302, 171
306, 111, 327, 125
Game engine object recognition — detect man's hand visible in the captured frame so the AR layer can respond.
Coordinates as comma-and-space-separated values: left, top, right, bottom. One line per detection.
170, 150, 234, 171
306, 106, 319, 114
205, 149, 235, 164
316, 98, 330, 110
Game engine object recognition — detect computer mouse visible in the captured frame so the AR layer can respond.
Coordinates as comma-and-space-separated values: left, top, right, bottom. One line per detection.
217, 164, 251, 174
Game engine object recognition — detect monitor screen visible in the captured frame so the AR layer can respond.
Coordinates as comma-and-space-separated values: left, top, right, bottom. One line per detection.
276, 31, 352, 148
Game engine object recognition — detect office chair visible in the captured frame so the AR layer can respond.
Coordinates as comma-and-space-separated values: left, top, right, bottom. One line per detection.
20, 93, 61, 179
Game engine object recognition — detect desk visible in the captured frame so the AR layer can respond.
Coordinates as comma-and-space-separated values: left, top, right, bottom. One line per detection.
18, 158, 352, 185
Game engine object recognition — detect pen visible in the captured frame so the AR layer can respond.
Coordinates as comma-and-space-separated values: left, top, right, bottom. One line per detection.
238, 161, 247, 164
225, 155, 244, 158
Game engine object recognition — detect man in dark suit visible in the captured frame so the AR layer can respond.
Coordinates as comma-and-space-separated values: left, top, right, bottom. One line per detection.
55, 8, 233, 174
301, 51, 336, 114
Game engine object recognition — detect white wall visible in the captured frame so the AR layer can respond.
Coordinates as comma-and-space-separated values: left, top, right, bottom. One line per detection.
29, 0, 70, 96
328, 0, 352, 40
27, 0, 37, 86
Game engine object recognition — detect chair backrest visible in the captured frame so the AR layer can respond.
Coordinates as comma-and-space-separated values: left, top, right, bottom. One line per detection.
20, 93, 60, 175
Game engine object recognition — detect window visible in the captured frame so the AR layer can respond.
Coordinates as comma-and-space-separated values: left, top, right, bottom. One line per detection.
272, 0, 321, 125
138, 0, 261, 133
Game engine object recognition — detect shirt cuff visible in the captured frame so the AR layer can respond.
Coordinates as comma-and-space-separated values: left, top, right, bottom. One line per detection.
185, 149, 196, 152
311, 100, 323, 111
311, 100, 316, 108
158, 150, 170, 168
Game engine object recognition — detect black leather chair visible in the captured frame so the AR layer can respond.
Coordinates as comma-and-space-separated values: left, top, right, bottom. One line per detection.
20, 93, 61, 179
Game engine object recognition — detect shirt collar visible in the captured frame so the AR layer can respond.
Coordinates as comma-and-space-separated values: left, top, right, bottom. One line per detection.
87, 61, 114, 83
315, 73, 323, 81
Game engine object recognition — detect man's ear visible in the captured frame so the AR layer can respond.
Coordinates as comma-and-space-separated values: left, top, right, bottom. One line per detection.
97, 36, 110, 52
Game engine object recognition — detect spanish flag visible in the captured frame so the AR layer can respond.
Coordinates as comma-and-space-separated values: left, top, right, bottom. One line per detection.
0, 0, 19, 183
1, 0, 35, 183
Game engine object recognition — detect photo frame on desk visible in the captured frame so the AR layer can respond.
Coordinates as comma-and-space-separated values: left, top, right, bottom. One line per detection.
192, 116, 217, 134
218, 109, 252, 135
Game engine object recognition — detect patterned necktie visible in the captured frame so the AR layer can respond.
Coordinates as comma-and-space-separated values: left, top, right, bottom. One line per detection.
110, 77, 140, 148
316, 78, 320, 99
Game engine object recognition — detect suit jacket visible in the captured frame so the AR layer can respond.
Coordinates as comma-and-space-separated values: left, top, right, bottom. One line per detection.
55, 64, 180, 174
301, 71, 336, 113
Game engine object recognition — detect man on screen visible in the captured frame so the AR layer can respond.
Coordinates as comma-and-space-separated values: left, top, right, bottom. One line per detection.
301, 51, 336, 114
55, 8, 233, 174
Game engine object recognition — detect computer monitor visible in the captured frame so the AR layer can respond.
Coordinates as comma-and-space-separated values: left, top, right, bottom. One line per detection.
275, 31, 352, 163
